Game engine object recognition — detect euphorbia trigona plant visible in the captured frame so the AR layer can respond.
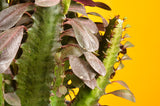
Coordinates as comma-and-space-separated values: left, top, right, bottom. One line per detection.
0, 0, 135, 106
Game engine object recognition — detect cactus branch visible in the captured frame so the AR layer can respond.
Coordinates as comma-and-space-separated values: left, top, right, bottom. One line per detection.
72, 17, 123, 106
98, 17, 118, 61
16, 4, 64, 106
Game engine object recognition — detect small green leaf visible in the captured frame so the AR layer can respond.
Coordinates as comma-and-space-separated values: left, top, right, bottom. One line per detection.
123, 33, 130, 38
107, 89, 135, 102
125, 24, 131, 28
4, 92, 21, 106
123, 17, 128, 20
124, 41, 134, 48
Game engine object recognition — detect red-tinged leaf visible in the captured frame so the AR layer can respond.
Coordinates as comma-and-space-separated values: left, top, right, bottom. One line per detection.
84, 52, 106, 76
3, 68, 12, 75
0, 3, 31, 30
123, 41, 134, 48
60, 28, 75, 39
61, 44, 83, 58
121, 54, 131, 60
0, 26, 24, 73
95, 2, 111, 11
65, 18, 99, 52
16, 15, 33, 26
123, 33, 130, 38
111, 80, 130, 90
83, 78, 97, 89
69, 55, 96, 81
35, 0, 60, 7
4, 92, 21, 106
88, 12, 108, 27
117, 62, 124, 70
73, 0, 96, 6
95, 22, 105, 31
73, 18, 98, 34
107, 89, 136, 102
69, 3, 88, 16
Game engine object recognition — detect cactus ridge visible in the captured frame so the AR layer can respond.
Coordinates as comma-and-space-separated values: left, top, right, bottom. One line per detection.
16, 5, 63, 106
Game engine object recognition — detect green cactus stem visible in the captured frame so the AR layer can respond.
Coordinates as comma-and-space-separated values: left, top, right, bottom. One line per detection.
16, 4, 64, 106
50, 52, 66, 106
98, 17, 118, 61
72, 17, 123, 106
0, 74, 4, 106
50, 91, 66, 106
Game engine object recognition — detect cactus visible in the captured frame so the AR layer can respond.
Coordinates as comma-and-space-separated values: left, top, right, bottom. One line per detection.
0, 0, 135, 106
16, 5, 64, 105
72, 17, 123, 106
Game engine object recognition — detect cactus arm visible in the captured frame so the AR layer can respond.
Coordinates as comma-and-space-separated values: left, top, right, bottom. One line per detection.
16, 4, 64, 106
72, 18, 123, 106
62, 0, 71, 15
98, 18, 123, 89
98, 17, 117, 61
50, 53, 66, 106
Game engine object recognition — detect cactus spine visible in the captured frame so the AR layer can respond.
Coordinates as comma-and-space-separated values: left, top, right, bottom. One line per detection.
16, 4, 64, 106
72, 17, 124, 106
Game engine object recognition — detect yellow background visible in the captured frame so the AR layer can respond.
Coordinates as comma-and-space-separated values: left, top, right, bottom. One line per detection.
86, 0, 160, 105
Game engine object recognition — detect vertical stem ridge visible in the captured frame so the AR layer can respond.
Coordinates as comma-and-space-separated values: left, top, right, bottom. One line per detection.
16, 4, 64, 106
